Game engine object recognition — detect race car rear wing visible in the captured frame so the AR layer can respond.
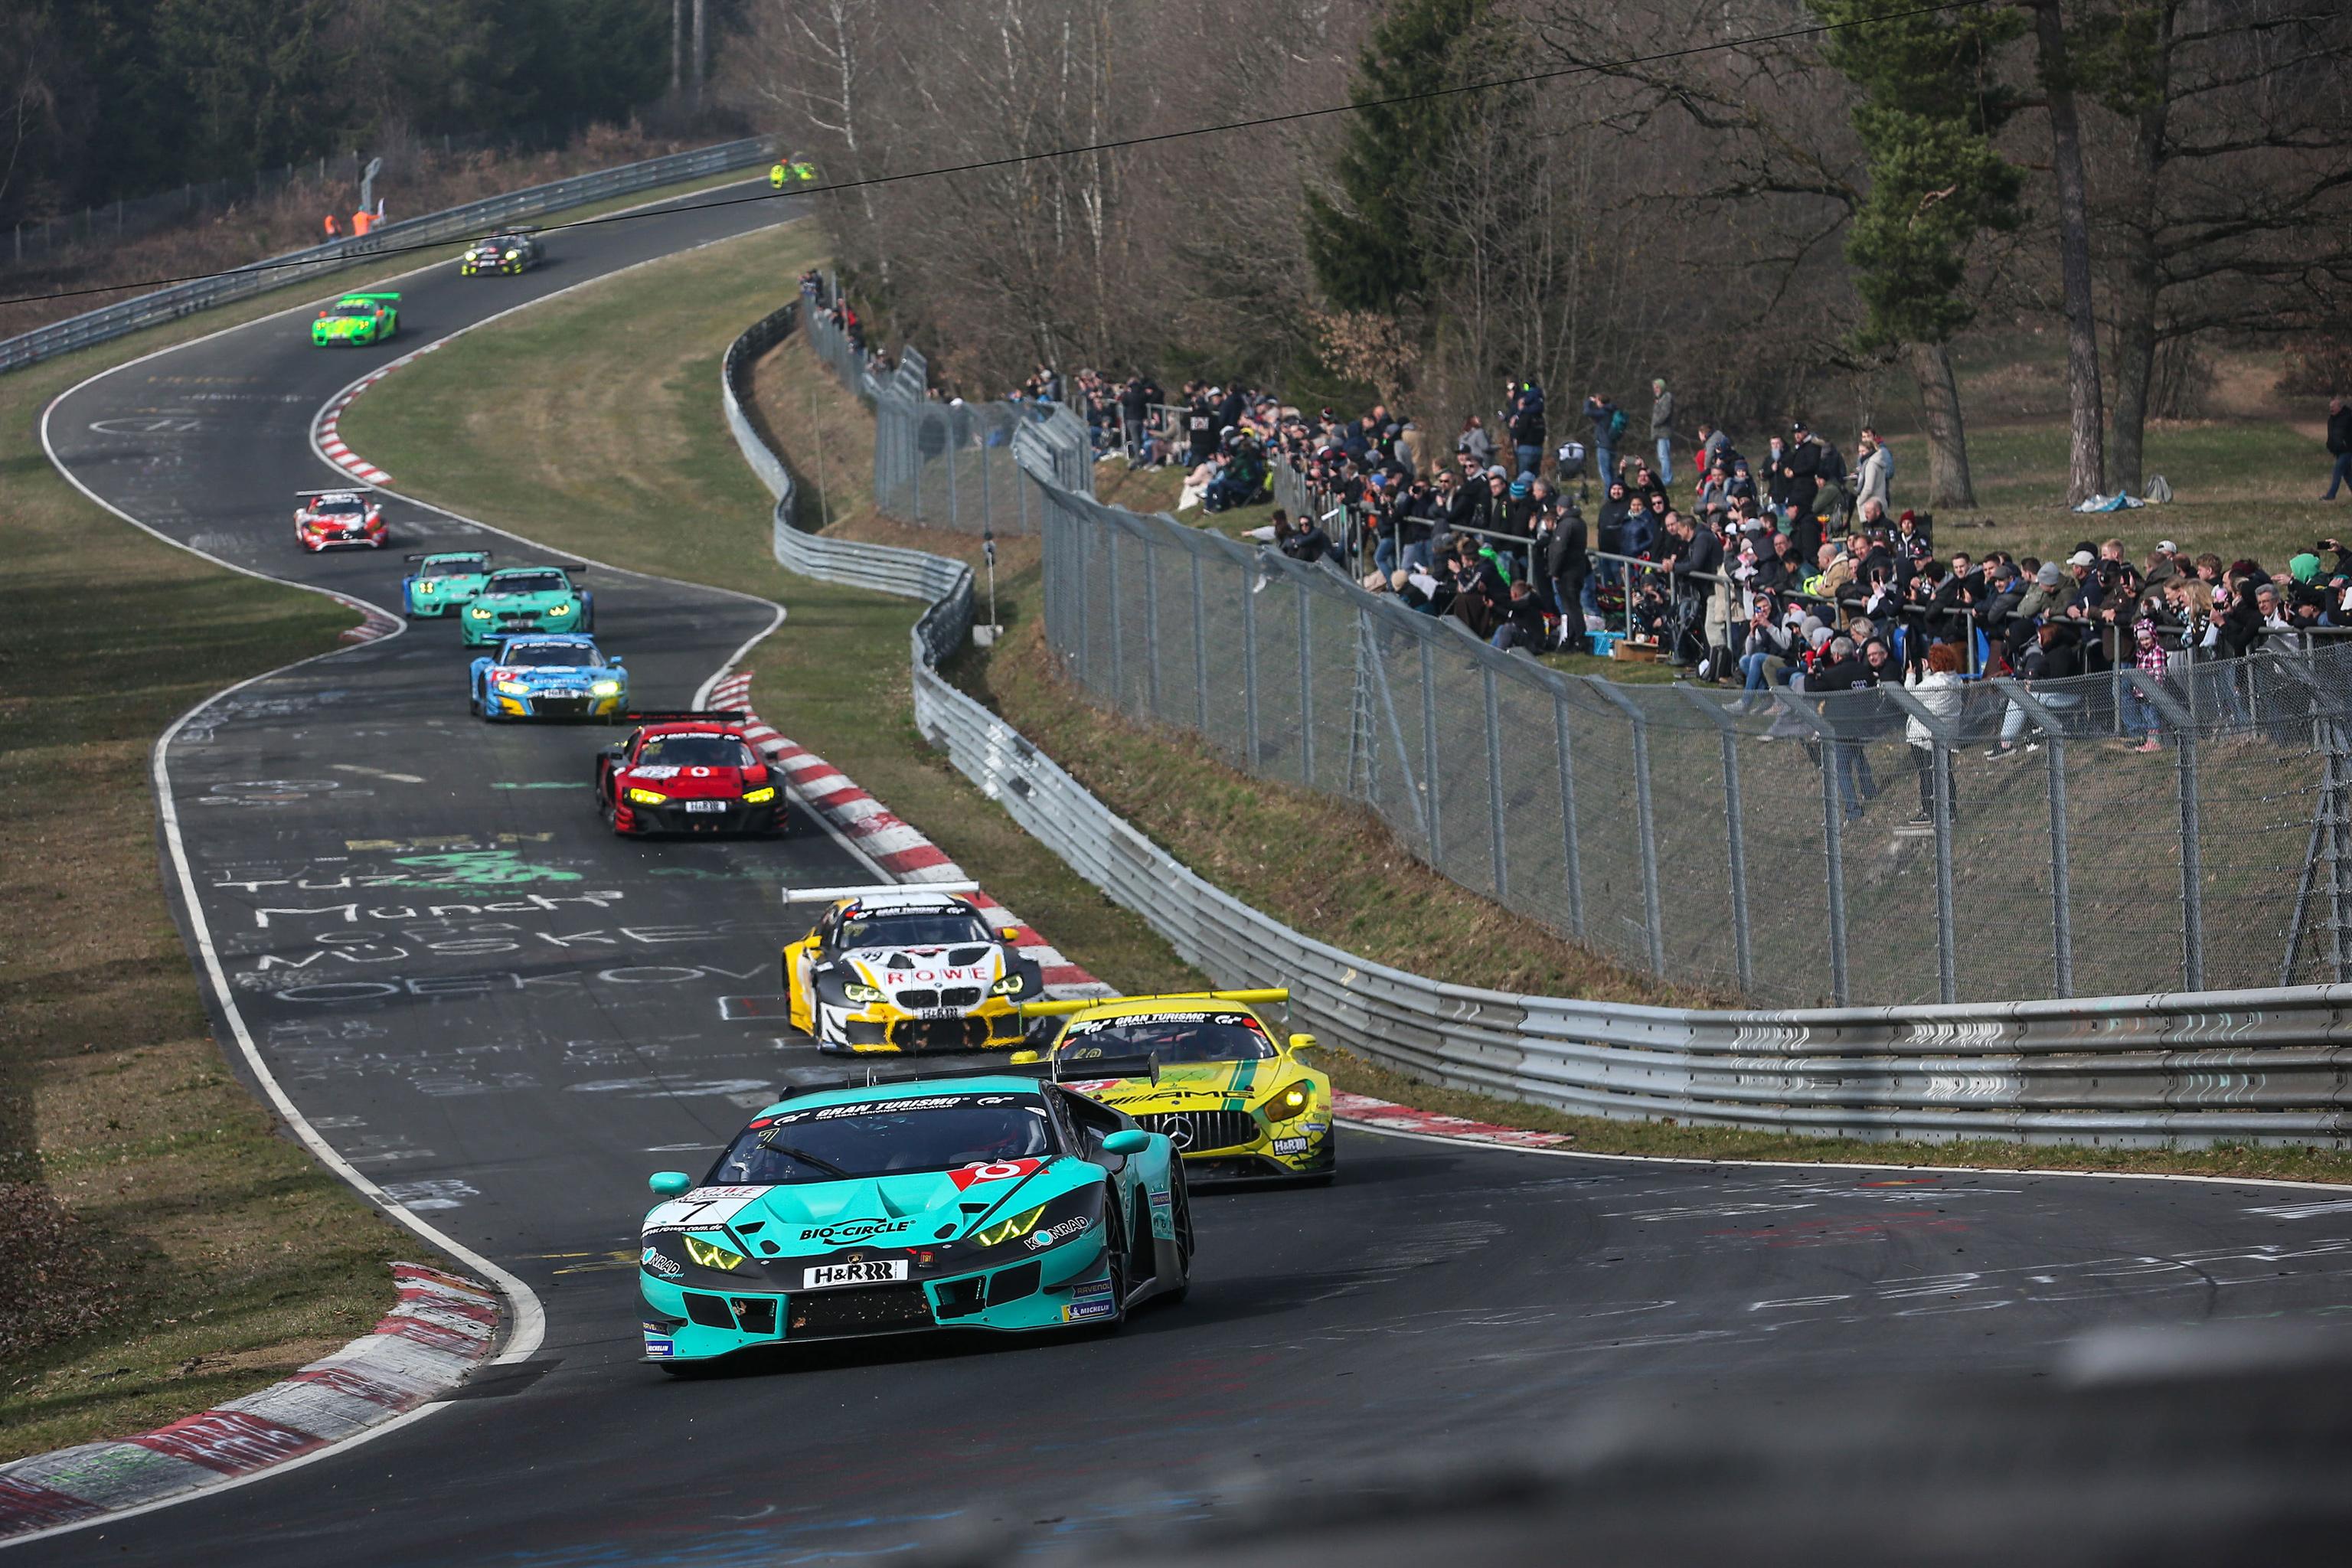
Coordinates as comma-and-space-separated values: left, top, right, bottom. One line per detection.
404, 550, 490, 561
617, 710, 746, 724
782, 881, 980, 905
771, 1052, 1160, 1099
295, 487, 375, 497
1016, 988, 1291, 1019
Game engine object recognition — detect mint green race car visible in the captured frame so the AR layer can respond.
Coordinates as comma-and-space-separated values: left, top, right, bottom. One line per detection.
312, 292, 399, 346
639, 1063, 1192, 1367
401, 550, 493, 618
458, 564, 593, 645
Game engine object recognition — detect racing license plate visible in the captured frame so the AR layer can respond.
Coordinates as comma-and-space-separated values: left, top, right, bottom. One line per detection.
684, 800, 728, 813
916, 1007, 962, 1019
802, 1259, 907, 1289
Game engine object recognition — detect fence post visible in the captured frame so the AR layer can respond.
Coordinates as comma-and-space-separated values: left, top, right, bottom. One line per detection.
946, 440, 960, 531
980, 436, 991, 532
1106, 528, 1124, 711
1143, 540, 1161, 720
1296, 579, 1315, 787
1588, 679, 1665, 976
1991, 678, 2073, 998
1191, 552, 1208, 733
1674, 685, 1753, 994
1772, 692, 1850, 1004
1419, 638, 1444, 867
1243, 558, 1261, 770
1073, 518, 1090, 690
1482, 665, 1508, 902
1550, 684, 1586, 939
2127, 670, 2203, 989
1883, 688, 1959, 1004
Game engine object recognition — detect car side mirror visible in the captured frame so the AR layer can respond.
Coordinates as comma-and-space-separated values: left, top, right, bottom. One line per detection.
1009, 1049, 1041, 1065
1288, 1033, 1320, 1058
648, 1171, 693, 1197
999, 926, 1022, 942
1101, 1129, 1152, 1157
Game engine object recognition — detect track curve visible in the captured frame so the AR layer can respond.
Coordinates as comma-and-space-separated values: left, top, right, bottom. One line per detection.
25, 185, 2352, 1565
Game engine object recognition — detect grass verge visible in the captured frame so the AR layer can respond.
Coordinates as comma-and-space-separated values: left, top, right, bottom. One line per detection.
339, 235, 2352, 1187
0, 164, 770, 1462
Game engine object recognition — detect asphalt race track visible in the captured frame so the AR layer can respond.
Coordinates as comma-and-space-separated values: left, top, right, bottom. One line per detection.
28, 182, 2352, 1565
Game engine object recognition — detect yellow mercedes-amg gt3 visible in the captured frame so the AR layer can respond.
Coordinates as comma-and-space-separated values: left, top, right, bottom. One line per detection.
1014, 990, 1333, 1184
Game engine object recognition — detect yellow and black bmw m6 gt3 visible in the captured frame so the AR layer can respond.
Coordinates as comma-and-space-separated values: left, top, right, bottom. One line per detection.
1014, 990, 1333, 1184
780, 885, 1040, 1054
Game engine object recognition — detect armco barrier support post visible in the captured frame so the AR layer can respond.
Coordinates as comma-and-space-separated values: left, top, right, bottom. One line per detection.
1589, 678, 1665, 976
1550, 685, 1586, 939
1483, 665, 1508, 901
1992, 677, 2074, 997
2128, 669, 2203, 989
1772, 691, 1850, 1004
1675, 685, 1752, 994
1298, 580, 1315, 789
1886, 688, 1961, 1004
1420, 639, 1443, 866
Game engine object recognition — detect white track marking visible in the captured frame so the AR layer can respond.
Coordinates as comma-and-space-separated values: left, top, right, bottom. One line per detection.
332, 762, 425, 782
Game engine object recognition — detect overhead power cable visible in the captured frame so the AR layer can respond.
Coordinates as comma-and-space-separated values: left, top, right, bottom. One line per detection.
0, 0, 1987, 311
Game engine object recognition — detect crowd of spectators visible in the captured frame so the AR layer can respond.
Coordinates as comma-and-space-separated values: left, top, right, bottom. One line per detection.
800, 281, 2347, 808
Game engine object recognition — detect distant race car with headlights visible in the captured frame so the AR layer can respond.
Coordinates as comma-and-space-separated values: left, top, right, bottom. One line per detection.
401, 550, 492, 617
459, 227, 542, 276
596, 715, 784, 836
459, 564, 593, 645
782, 885, 1043, 1054
468, 634, 626, 720
312, 292, 399, 346
293, 488, 386, 551
1014, 989, 1334, 1184
637, 1062, 1191, 1365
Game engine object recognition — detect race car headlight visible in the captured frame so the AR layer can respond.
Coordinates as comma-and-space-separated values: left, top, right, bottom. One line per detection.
550, 599, 575, 616
990, 973, 1027, 997
495, 680, 529, 695
741, 786, 776, 804
468, 606, 492, 619
1259, 1080, 1315, 1122
682, 1235, 747, 1272
626, 788, 668, 805
590, 680, 621, 697
504, 249, 520, 260
841, 982, 884, 1004
971, 1204, 1047, 1248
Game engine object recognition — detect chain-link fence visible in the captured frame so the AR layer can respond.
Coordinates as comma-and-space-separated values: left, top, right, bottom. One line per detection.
790, 302, 2350, 1009
801, 293, 1091, 533
1024, 453, 2350, 1009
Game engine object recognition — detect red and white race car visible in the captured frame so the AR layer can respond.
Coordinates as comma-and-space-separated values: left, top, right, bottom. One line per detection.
294, 488, 387, 552
593, 714, 786, 837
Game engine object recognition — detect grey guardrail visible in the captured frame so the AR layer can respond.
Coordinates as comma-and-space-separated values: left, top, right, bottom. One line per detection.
720, 301, 973, 669
2, 136, 773, 374
720, 301, 2352, 1149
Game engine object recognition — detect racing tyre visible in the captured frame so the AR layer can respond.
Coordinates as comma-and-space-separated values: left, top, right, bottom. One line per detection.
467, 688, 481, 717
1164, 1168, 1193, 1303
1089, 1197, 1130, 1334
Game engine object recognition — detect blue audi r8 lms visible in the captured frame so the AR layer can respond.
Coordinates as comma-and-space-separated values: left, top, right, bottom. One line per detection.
638, 1063, 1191, 1367
468, 634, 627, 720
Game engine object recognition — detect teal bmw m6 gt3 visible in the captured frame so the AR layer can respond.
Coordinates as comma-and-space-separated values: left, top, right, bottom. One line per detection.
638, 1064, 1191, 1367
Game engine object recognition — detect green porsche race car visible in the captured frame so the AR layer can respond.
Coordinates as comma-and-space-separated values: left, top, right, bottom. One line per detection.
639, 1061, 1190, 1366
312, 292, 400, 347
401, 550, 493, 618
459, 564, 593, 645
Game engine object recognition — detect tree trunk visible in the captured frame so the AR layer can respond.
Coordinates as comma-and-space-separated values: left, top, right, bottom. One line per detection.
670, 0, 681, 98
2033, 0, 2105, 505
690, 0, 707, 107
1907, 339, 1977, 510
2107, 22, 2174, 498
